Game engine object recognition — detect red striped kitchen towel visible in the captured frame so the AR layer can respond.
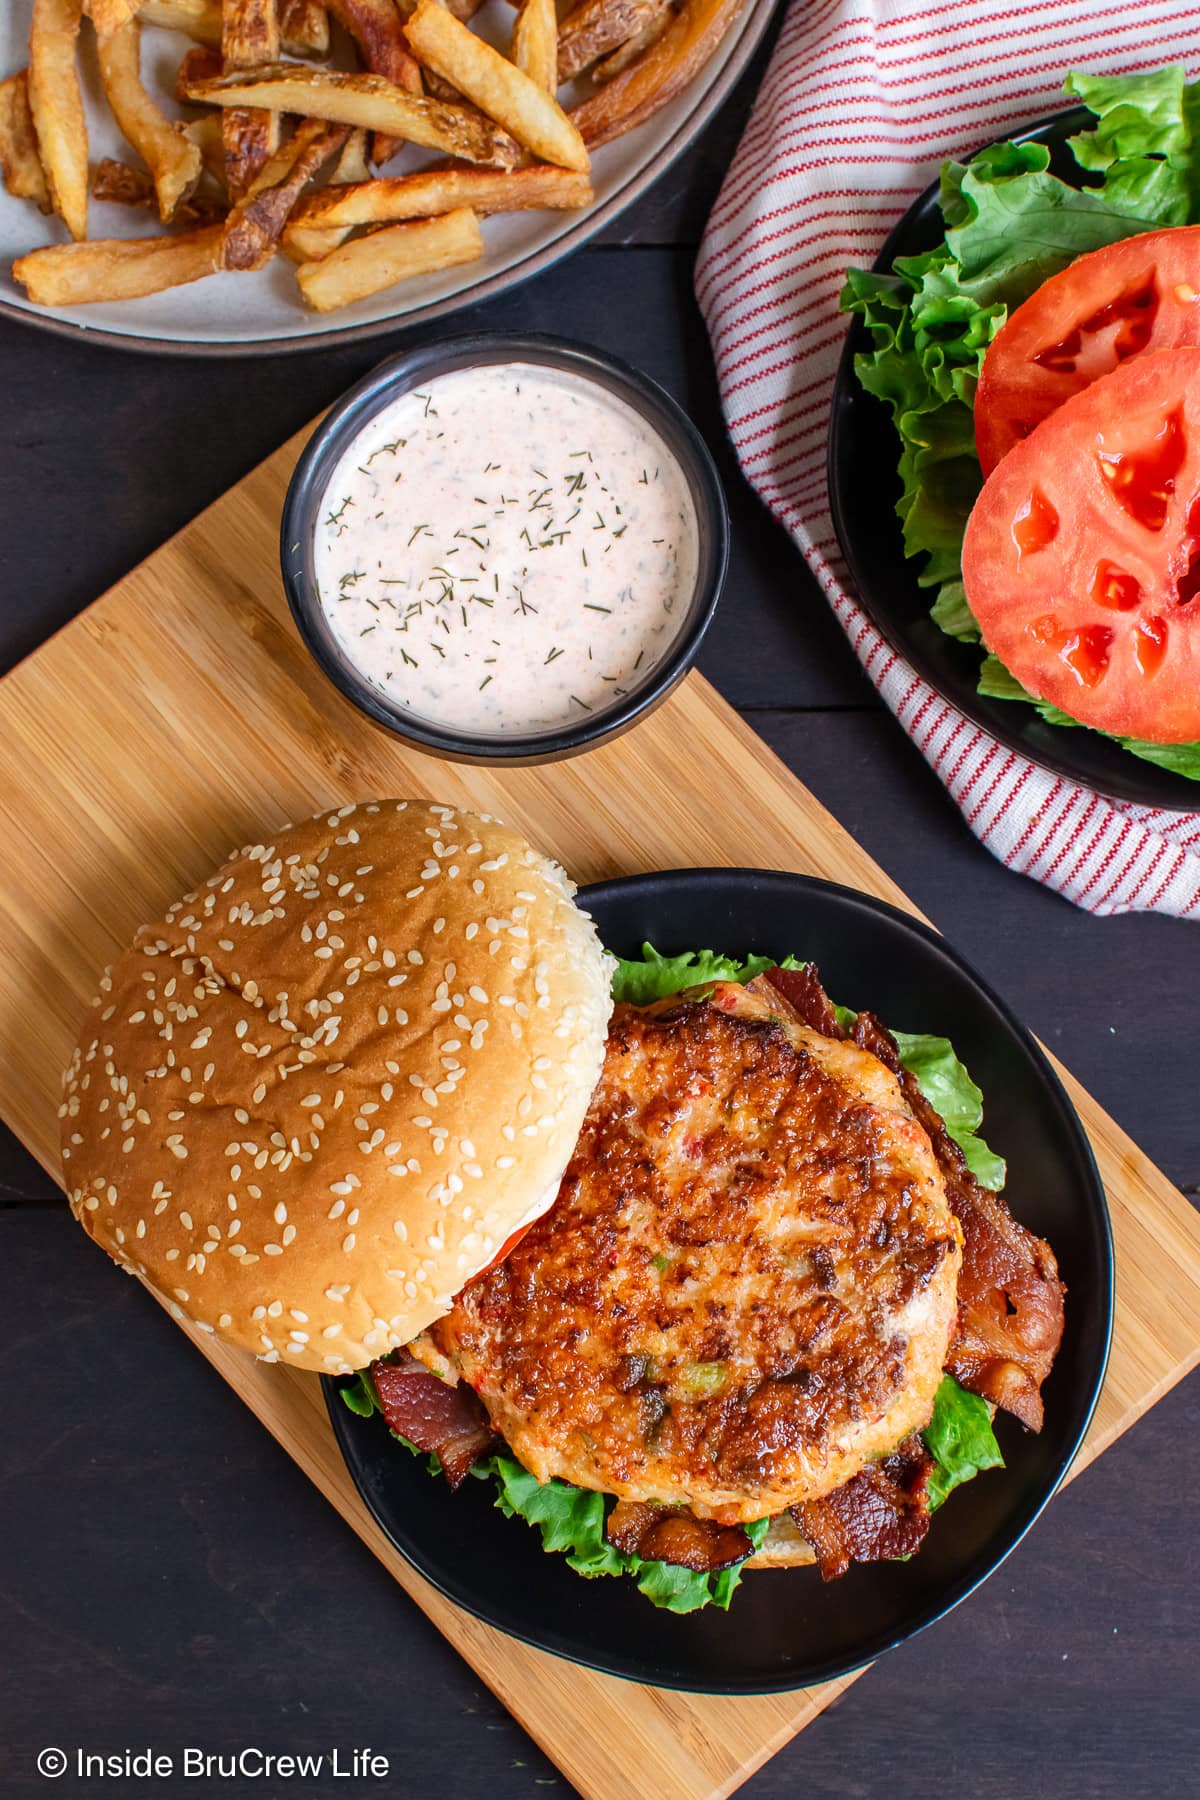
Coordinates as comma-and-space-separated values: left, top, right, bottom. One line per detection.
696, 0, 1200, 917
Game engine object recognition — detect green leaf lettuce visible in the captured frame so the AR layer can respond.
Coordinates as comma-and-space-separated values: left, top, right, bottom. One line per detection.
923, 1376, 1005, 1511
841, 64, 1200, 779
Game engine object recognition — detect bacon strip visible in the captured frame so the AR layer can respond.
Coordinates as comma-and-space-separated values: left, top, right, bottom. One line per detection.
748, 964, 845, 1039
796, 1432, 934, 1581
939, 1183, 1066, 1430
370, 1351, 497, 1490
754, 967, 1065, 1432
605, 1499, 754, 1570
850, 1008, 1064, 1431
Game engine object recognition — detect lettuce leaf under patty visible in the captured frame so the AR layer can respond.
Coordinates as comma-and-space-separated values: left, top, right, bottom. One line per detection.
841, 64, 1200, 777
609, 943, 802, 1003
923, 1376, 1005, 1511
341, 944, 1008, 1608
891, 1030, 1006, 1191
478, 1453, 771, 1612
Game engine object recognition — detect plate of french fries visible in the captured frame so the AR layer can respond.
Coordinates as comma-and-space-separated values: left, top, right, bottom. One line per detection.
0, 0, 772, 347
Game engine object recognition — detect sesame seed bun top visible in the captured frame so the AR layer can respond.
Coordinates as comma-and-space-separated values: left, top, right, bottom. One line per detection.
60, 800, 613, 1373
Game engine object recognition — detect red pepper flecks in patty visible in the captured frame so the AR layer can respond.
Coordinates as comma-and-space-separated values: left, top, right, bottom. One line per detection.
413, 988, 963, 1525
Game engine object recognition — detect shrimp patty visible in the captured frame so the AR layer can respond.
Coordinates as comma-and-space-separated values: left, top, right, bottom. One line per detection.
416, 986, 962, 1522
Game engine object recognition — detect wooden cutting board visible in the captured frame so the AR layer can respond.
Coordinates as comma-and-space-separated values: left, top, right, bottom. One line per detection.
1, 421, 1198, 1800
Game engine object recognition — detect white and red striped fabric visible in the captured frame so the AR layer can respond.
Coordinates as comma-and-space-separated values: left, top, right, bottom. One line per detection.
697, 0, 1200, 917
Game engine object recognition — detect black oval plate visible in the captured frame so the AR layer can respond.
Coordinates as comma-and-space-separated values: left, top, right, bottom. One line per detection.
324, 868, 1113, 1693
827, 109, 1200, 810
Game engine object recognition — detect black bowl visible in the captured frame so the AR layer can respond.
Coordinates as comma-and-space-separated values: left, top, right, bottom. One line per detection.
281, 333, 729, 766
828, 109, 1200, 810
324, 867, 1113, 1693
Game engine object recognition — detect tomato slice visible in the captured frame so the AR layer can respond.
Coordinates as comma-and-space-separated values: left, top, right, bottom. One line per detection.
962, 347, 1200, 743
975, 227, 1200, 474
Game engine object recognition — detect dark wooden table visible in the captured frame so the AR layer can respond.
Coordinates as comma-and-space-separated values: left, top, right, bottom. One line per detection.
3, 38, 1198, 1799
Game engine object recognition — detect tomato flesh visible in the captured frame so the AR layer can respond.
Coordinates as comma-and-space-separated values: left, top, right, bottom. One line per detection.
975, 227, 1200, 474
962, 347, 1200, 743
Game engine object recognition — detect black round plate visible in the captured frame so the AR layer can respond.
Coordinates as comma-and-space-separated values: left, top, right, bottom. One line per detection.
827, 109, 1200, 810
324, 867, 1113, 1693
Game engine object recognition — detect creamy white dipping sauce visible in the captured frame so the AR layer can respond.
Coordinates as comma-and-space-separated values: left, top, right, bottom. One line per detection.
313, 363, 700, 736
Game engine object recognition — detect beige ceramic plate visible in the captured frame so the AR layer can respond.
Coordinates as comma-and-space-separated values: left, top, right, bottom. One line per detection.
0, 0, 776, 353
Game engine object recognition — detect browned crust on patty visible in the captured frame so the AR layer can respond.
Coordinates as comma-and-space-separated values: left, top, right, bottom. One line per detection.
425, 992, 961, 1520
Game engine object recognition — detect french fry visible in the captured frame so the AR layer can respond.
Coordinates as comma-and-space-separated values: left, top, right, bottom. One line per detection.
279, 125, 367, 260
222, 0, 280, 199
333, 125, 370, 184
176, 44, 222, 100
591, 0, 670, 82
393, 0, 485, 24
570, 0, 748, 147
290, 162, 591, 229
183, 111, 226, 184
0, 72, 51, 212
295, 205, 482, 311
279, 0, 329, 53
372, 76, 522, 167
221, 116, 346, 269
98, 18, 203, 220
556, 0, 658, 83
86, 0, 139, 31
327, 0, 420, 165
282, 219, 347, 260
513, 0, 556, 94
182, 63, 519, 166
420, 67, 464, 104
28, 0, 89, 241
404, 0, 587, 172
13, 224, 223, 305
9, 0, 740, 322
92, 154, 226, 221
138, 0, 222, 42
416, 58, 521, 160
